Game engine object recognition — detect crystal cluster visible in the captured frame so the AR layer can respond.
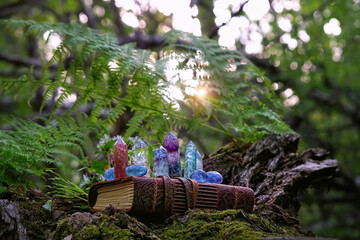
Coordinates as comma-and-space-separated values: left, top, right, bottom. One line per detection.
102, 132, 223, 183
113, 137, 128, 179
131, 138, 150, 177
153, 146, 169, 177
184, 141, 197, 179
163, 132, 181, 177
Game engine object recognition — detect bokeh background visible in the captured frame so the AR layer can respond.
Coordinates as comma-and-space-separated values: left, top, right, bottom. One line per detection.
0, 0, 359, 238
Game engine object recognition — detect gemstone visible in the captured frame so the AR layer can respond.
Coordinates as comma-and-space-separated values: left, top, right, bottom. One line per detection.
42, 202, 51, 211
153, 146, 169, 177
131, 138, 150, 177
206, 171, 223, 184
104, 167, 115, 181
163, 132, 181, 177
113, 137, 128, 179
125, 164, 147, 177
196, 150, 203, 170
190, 170, 207, 183
184, 141, 197, 179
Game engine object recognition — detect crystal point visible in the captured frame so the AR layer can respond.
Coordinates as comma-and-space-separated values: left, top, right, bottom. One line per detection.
206, 171, 223, 184
125, 164, 147, 177
104, 167, 115, 181
113, 137, 128, 179
196, 150, 203, 170
184, 141, 197, 179
163, 132, 181, 177
190, 170, 207, 183
131, 138, 150, 177
153, 146, 169, 177
162, 132, 179, 151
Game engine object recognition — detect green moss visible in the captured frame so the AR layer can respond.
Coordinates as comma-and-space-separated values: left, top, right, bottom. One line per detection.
52, 213, 136, 240
52, 218, 74, 240
74, 225, 101, 239
157, 209, 305, 240
7, 184, 27, 200
74, 222, 134, 240
158, 210, 265, 240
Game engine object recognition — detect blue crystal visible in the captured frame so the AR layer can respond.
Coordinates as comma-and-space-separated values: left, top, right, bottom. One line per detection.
196, 150, 203, 170
153, 146, 169, 177
125, 164, 148, 177
190, 170, 207, 183
104, 167, 115, 181
206, 171, 223, 184
131, 138, 150, 177
184, 141, 197, 179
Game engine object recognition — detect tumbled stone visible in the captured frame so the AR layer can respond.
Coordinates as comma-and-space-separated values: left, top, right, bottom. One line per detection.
163, 132, 181, 177
206, 171, 223, 184
153, 146, 169, 177
132, 138, 150, 177
104, 167, 115, 181
125, 164, 147, 177
190, 170, 207, 183
184, 141, 197, 179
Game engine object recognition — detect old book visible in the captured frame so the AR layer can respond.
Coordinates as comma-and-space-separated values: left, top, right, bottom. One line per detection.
88, 176, 254, 218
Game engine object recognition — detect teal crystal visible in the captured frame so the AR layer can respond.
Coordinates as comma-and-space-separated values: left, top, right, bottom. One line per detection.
196, 150, 203, 170
125, 164, 147, 177
190, 169, 207, 183
184, 141, 197, 179
163, 132, 181, 177
153, 146, 169, 177
131, 138, 150, 177
206, 171, 223, 184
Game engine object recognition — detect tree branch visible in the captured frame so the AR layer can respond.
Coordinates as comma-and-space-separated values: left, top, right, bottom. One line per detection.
109, 0, 127, 38
78, 0, 97, 29
0, 51, 42, 68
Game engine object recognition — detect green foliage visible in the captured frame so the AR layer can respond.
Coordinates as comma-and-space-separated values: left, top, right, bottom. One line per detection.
164, 31, 295, 141
0, 114, 94, 193
0, 19, 293, 195
0, 19, 293, 143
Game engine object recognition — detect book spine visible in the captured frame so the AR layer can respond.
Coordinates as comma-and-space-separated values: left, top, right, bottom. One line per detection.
89, 176, 255, 217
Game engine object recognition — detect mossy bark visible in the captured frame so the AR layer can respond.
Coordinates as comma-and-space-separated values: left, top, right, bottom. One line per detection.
0, 134, 338, 239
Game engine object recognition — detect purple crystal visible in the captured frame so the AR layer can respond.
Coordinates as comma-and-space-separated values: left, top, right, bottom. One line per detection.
184, 141, 197, 179
125, 164, 147, 177
163, 132, 181, 177
153, 146, 169, 177
162, 132, 179, 151
206, 171, 223, 184
104, 167, 115, 181
190, 170, 207, 183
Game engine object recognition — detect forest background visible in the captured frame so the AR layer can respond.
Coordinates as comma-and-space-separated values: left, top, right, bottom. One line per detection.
0, 0, 359, 239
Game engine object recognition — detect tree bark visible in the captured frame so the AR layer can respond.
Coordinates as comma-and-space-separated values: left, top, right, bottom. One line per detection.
204, 134, 339, 217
